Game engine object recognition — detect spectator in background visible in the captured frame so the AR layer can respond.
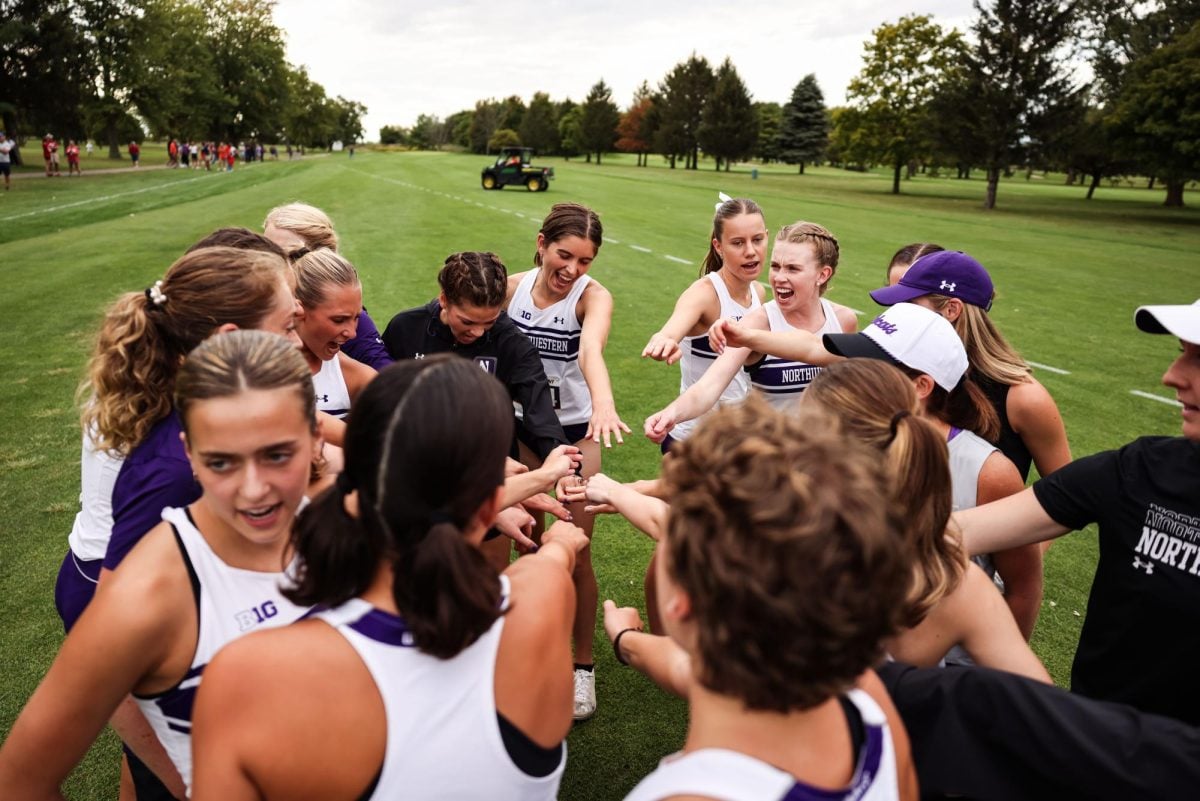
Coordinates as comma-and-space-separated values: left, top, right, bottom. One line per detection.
43, 134, 61, 177
0, 132, 14, 190
128, 140, 140, 168
66, 140, 81, 176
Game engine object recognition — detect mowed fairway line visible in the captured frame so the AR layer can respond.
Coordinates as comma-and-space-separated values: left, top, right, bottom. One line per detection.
1027, 360, 1071, 375
342, 163, 715, 272
1130, 389, 1183, 407
0, 171, 222, 222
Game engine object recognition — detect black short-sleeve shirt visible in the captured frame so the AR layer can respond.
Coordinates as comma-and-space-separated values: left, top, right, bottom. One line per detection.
1034, 436, 1200, 723
382, 300, 567, 461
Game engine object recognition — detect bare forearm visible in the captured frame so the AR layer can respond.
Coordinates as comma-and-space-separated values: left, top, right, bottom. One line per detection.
746, 328, 834, 364
608, 485, 669, 541
615, 630, 691, 698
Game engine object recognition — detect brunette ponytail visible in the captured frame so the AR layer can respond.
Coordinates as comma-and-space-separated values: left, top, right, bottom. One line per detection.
287, 355, 514, 658
390, 520, 502, 659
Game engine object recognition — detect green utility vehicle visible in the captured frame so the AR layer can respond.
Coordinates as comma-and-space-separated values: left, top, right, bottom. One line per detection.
481, 147, 553, 191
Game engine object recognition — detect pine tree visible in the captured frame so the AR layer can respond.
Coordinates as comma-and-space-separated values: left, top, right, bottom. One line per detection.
579, 80, 619, 164
697, 58, 757, 171
753, 102, 783, 163
655, 54, 715, 169
777, 75, 829, 174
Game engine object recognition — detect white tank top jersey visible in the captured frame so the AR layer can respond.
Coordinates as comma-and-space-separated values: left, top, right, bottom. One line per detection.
313, 355, 352, 419
672, 272, 762, 441
67, 430, 123, 561
944, 427, 1002, 666
316, 575, 565, 801
134, 505, 309, 795
624, 690, 900, 801
947, 427, 997, 511
748, 298, 842, 413
508, 270, 593, 427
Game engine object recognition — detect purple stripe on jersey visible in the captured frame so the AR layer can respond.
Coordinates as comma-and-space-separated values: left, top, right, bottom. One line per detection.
778, 724, 883, 801
349, 608, 416, 647
512, 320, 582, 338
947, 426, 963, 442
751, 362, 822, 390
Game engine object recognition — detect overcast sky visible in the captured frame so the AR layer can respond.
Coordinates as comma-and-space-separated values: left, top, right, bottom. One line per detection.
273, 0, 978, 139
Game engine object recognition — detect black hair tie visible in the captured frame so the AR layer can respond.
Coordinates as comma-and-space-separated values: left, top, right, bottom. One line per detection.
885, 410, 911, 446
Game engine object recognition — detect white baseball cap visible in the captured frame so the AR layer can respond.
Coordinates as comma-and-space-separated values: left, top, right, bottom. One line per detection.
1135, 300, 1200, 345
823, 302, 969, 391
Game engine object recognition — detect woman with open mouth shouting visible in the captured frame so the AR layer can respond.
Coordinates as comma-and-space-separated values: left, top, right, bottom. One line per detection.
645, 221, 856, 444
292, 248, 377, 431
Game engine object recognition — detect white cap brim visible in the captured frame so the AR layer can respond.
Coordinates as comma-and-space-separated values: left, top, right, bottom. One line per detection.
1135, 300, 1200, 345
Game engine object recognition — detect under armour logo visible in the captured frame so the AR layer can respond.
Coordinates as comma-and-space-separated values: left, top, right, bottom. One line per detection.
414, 353, 425, 359
1132, 557, 1155, 575
316, 394, 329, 403
553, 316, 565, 325
940, 280, 957, 292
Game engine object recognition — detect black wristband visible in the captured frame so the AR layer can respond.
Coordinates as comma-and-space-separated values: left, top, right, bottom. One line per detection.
612, 627, 642, 666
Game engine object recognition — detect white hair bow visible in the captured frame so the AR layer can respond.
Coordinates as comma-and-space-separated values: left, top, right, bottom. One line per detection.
715, 191, 732, 212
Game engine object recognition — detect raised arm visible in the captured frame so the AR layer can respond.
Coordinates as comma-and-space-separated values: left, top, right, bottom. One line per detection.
577, 283, 631, 447
953, 486, 1069, 556
710, 316, 841, 365
580, 473, 669, 540
602, 601, 693, 699
977, 452, 1043, 640
501, 444, 582, 508
642, 280, 715, 364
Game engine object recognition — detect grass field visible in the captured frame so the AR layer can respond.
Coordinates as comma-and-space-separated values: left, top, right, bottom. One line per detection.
1, 150, 1196, 799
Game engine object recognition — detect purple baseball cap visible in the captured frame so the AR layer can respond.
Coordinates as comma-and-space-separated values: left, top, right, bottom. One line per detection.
870, 250, 995, 311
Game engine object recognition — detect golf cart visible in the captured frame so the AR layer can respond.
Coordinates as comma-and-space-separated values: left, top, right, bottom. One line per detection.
481, 147, 553, 191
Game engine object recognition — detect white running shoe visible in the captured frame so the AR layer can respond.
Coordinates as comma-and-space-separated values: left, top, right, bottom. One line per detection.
573, 668, 597, 720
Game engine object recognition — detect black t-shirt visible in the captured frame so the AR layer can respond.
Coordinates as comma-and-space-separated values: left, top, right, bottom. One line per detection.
1034, 436, 1200, 723
382, 300, 567, 461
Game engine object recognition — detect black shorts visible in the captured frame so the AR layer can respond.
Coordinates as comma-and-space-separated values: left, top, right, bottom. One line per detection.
0, 163, 9, 176
561, 421, 589, 444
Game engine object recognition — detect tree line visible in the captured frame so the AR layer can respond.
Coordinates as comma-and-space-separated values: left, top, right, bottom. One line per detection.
1, 0, 367, 159
385, 0, 1200, 208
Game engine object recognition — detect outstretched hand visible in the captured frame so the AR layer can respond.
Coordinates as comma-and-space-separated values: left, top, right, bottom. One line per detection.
708, 317, 751, 354
542, 444, 583, 482
603, 600, 645, 643
542, 519, 589, 555
644, 409, 676, 444
642, 332, 682, 365
524, 491, 571, 522
586, 407, 632, 448
493, 505, 536, 551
